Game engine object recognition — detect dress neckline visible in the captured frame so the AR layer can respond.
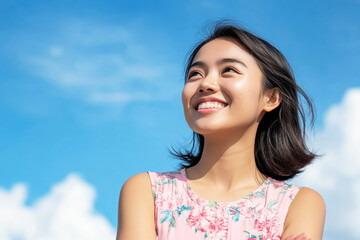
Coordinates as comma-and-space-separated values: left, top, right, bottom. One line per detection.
180, 168, 271, 207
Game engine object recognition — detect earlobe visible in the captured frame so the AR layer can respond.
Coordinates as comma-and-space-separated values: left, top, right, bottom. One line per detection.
264, 88, 281, 112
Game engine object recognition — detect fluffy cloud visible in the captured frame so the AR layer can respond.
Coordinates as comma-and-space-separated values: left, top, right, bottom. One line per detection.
294, 88, 360, 238
0, 174, 116, 240
21, 19, 178, 105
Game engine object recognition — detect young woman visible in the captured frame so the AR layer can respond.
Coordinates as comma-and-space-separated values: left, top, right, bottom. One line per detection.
116, 23, 326, 240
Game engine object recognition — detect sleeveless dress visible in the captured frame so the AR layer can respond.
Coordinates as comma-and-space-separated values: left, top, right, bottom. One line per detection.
148, 169, 301, 240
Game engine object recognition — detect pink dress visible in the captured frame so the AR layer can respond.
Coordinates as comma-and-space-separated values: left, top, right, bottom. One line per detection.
148, 169, 301, 240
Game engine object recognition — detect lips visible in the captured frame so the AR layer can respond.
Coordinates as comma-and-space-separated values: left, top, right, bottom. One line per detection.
194, 97, 228, 110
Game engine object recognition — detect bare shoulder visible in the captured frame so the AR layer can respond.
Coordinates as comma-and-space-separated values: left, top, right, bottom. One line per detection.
116, 172, 156, 240
121, 172, 152, 195
294, 187, 325, 204
281, 187, 326, 240
119, 172, 154, 211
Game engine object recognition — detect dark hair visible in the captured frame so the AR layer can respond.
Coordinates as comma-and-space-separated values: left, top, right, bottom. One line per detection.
169, 22, 317, 181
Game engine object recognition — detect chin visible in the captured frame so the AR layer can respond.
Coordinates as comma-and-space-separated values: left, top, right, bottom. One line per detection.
190, 125, 228, 136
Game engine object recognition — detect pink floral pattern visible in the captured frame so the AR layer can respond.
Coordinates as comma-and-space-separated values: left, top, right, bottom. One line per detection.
148, 169, 301, 240
187, 205, 228, 239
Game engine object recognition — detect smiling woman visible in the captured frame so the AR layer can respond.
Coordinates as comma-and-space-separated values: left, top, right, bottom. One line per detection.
182, 37, 267, 138
116, 22, 326, 240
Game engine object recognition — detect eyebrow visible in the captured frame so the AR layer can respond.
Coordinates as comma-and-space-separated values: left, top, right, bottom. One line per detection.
218, 58, 247, 68
189, 58, 248, 70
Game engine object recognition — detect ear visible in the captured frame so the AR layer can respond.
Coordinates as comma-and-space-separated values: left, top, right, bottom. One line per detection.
263, 88, 281, 112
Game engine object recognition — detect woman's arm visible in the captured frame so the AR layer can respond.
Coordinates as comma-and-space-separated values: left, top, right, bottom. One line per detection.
281, 187, 326, 240
116, 173, 157, 240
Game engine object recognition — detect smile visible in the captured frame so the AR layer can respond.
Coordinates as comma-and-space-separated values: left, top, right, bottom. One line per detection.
197, 101, 226, 110
194, 96, 228, 110
196, 101, 227, 113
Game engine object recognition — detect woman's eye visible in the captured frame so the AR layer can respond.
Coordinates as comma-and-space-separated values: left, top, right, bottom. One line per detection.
223, 67, 237, 73
188, 71, 202, 78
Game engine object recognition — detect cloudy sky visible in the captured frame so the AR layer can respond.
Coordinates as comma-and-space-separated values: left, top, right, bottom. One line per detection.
0, 0, 359, 239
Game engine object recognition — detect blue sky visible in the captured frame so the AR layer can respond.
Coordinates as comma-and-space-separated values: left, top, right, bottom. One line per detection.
0, 0, 359, 239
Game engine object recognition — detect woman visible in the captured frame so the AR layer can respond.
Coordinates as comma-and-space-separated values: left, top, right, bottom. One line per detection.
116, 23, 326, 240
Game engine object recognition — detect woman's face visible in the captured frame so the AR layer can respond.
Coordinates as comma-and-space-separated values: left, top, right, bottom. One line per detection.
182, 37, 269, 136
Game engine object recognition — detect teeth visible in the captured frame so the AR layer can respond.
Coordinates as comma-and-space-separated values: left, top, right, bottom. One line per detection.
198, 102, 226, 110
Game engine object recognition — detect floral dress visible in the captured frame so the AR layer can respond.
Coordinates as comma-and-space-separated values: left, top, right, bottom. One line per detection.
148, 169, 301, 240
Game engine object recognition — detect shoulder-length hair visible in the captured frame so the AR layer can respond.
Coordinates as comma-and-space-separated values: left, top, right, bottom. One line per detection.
170, 22, 317, 181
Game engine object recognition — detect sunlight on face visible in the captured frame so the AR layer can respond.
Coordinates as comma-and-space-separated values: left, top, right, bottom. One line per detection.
182, 37, 266, 137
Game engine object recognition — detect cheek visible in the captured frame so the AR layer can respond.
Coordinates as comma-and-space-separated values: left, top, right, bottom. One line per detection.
181, 84, 194, 108
181, 85, 195, 129
223, 78, 263, 112
222, 79, 254, 101
232, 79, 246, 90
230, 76, 261, 95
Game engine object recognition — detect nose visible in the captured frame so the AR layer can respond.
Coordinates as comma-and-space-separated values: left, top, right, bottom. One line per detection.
197, 74, 219, 93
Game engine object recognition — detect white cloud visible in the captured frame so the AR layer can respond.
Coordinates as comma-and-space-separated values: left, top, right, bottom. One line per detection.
293, 88, 360, 238
22, 19, 176, 105
0, 174, 116, 240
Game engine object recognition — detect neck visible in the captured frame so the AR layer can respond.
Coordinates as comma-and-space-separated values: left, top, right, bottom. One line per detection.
187, 124, 267, 191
